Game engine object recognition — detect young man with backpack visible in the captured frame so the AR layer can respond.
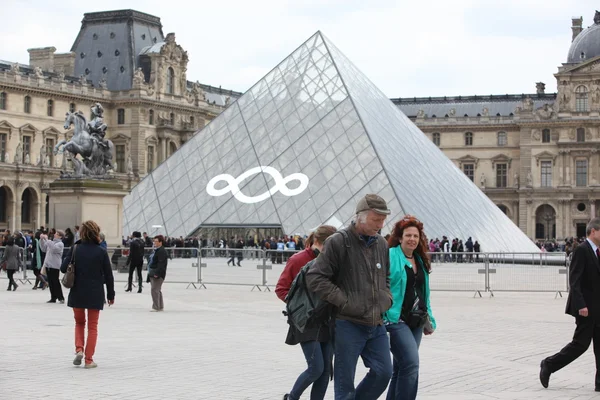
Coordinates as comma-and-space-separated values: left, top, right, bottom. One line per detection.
306, 194, 394, 400
276, 225, 337, 400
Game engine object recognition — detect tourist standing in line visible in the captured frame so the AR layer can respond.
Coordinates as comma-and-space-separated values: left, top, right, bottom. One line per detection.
306, 194, 393, 400
276, 225, 337, 400
1, 236, 22, 291
61, 220, 115, 369
125, 231, 145, 293
540, 217, 600, 391
148, 235, 168, 311
384, 215, 436, 400
40, 230, 65, 304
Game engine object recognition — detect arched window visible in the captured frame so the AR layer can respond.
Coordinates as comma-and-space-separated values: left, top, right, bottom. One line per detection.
69, 103, 76, 113
166, 67, 174, 94
542, 129, 551, 143
432, 132, 440, 146
24, 95, 31, 114
21, 188, 31, 224
576, 85, 589, 112
0, 92, 6, 110
497, 204, 508, 215
169, 141, 177, 156
497, 131, 507, 146
149, 109, 154, 125
577, 127, 586, 142
465, 132, 473, 146
47, 99, 54, 117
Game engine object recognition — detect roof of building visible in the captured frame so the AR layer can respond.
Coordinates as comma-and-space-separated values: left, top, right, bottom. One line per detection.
393, 93, 556, 118
568, 13, 600, 64
70, 9, 165, 91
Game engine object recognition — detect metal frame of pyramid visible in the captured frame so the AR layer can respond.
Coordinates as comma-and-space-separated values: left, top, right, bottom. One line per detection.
122, 31, 539, 252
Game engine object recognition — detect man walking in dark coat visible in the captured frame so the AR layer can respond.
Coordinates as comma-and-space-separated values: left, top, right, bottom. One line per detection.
126, 231, 145, 293
541, 217, 600, 391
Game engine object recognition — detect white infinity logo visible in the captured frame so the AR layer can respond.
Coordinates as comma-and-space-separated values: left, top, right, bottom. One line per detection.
206, 166, 309, 204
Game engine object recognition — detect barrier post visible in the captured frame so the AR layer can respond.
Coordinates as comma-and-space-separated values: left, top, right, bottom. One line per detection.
188, 247, 207, 289
252, 250, 272, 292
19, 247, 32, 285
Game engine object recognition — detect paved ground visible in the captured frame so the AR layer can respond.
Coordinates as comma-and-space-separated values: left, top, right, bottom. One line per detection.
2, 258, 599, 400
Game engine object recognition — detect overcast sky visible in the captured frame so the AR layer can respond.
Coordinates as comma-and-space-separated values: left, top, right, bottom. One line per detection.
2, 0, 598, 97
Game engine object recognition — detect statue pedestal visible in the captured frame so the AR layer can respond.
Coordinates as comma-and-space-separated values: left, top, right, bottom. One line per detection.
45, 179, 128, 246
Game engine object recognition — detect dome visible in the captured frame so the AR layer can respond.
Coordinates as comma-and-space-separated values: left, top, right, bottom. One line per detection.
568, 21, 600, 63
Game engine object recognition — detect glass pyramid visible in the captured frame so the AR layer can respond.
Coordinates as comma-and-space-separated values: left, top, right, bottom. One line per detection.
123, 31, 539, 252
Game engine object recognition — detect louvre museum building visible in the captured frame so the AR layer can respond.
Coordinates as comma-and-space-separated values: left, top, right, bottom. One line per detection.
2, 9, 600, 252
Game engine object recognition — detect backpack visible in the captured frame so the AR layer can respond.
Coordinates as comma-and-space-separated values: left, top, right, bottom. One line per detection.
284, 229, 351, 333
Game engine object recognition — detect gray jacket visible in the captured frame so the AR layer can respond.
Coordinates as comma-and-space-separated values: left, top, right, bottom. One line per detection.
305, 225, 393, 327
1, 245, 22, 270
40, 238, 64, 270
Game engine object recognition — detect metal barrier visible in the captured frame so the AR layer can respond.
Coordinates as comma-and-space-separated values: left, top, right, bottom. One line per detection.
0, 246, 32, 286
0, 246, 570, 295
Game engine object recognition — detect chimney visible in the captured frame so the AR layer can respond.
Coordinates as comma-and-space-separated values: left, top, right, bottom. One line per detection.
27, 47, 56, 72
572, 16, 583, 42
536, 82, 546, 95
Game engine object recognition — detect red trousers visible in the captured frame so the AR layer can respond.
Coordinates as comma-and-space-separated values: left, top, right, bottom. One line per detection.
73, 308, 100, 364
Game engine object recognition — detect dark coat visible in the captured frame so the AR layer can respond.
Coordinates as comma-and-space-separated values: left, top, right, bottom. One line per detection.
566, 240, 600, 319
60, 240, 115, 310
127, 237, 145, 266
148, 246, 168, 279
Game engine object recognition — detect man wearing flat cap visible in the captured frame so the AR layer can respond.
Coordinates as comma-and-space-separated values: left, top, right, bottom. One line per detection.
306, 194, 393, 399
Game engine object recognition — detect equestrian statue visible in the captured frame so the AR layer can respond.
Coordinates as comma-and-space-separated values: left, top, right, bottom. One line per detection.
55, 103, 114, 178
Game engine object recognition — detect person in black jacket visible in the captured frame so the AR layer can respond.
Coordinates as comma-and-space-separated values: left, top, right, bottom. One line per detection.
61, 220, 115, 369
125, 231, 145, 293
540, 217, 600, 390
148, 235, 168, 312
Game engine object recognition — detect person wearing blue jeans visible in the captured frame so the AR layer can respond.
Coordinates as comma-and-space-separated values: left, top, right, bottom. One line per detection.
288, 341, 332, 400
306, 194, 395, 400
384, 215, 436, 400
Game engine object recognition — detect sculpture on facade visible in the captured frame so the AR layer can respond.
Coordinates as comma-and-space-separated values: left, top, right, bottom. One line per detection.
514, 173, 519, 188
133, 68, 145, 85
33, 66, 44, 79
482, 107, 489, 117
416, 109, 425, 118
14, 142, 23, 164
98, 77, 107, 89
448, 108, 456, 117
480, 173, 486, 188
527, 170, 533, 187
55, 102, 114, 178
9, 63, 21, 75
24, 154, 30, 164
4, 152, 9, 163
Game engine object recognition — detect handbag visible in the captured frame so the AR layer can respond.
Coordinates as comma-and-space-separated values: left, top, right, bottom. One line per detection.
61, 244, 77, 288
40, 265, 47, 276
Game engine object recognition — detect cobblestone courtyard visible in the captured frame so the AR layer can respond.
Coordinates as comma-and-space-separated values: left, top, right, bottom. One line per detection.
1, 259, 599, 399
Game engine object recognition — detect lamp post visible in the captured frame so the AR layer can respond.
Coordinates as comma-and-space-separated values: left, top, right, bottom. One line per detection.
543, 212, 555, 240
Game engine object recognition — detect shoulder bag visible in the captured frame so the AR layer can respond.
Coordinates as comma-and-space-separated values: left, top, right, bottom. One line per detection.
61, 244, 77, 288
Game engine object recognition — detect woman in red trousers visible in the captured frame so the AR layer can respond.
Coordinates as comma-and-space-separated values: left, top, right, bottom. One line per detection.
61, 220, 115, 368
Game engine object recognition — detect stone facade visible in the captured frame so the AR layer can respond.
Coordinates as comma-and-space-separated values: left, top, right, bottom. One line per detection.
0, 11, 239, 233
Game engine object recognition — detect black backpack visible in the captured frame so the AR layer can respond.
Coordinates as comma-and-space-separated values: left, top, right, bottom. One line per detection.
284, 230, 350, 333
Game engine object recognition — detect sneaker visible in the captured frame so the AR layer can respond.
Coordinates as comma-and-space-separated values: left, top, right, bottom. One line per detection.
84, 361, 97, 369
73, 351, 84, 366
283, 395, 290, 400
47, 300, 56, 303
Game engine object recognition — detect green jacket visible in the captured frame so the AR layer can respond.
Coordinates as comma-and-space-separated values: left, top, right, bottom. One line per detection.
383, 246, 437, 329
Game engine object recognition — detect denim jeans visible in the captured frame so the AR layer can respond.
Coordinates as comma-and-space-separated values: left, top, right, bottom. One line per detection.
334, 319, 392, 400
385, 322, 423, 400
289, 341, 332, 400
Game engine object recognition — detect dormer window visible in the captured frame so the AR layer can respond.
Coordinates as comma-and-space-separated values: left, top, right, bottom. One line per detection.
167, 67, 174, 94
581, 51, 586, 59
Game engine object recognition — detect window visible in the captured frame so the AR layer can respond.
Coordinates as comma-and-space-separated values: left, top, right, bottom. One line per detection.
117, 108, 125, 124
542, 129, 551, 143
69, 103, 76, 113
170, 112, 175, 126
23, 136, 31, 159
167, 67, 174, 94
147, 146, 154, 173
540, 161, 552, 187
464, 132, 473, 146
576, 159, 588, 187
0, 92, 6, 110
21, 189, 31, 224
496, 163, 507, 188
149, 109, 154, 125
45, 138, 55, 166
0, 187, 6, 222
47, 99, 53, 117
115, 145, 125, 173
463, 164, 474, 181
432, 132, 440, 146
24, 95, 31, 113
0, 134, 6, 162
497, 131, 507, 146
190, 116, 195, 127
576, 85, 589, 112
577, 127, 585, 142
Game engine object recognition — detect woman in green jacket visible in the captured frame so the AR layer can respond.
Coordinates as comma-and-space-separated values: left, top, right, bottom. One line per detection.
384, 215, 436, 400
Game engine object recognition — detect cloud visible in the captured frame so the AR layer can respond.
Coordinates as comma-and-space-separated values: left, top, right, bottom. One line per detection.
1, 0, 598, 97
